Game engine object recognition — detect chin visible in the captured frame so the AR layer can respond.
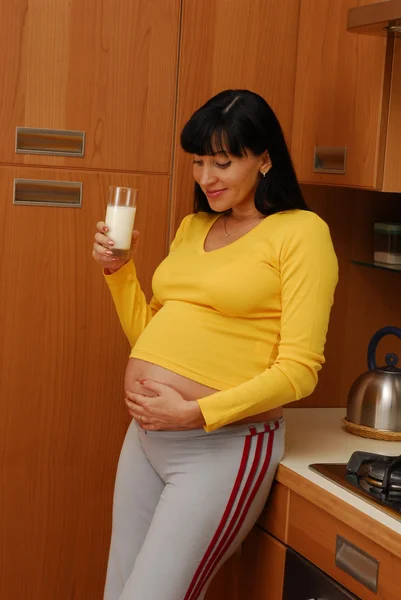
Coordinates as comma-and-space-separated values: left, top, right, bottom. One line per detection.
207, 199, 233, 213
211, 206, 230, 213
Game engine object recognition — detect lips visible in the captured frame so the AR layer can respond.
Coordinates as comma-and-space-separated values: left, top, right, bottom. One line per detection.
205, 188, 227, 199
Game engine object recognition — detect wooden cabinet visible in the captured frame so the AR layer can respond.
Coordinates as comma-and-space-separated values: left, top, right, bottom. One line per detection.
240, 527, 286, 600
291, 0, 399, 191
252, 467, 401, 600
0, 166, 169, 600
205, 550, 241, 600
0, 3, 178, 596
257, 481, 289, 543
169, 0, 301, 237
0, 0, 180, 172
288, 492, 400, 600
383, 38, 401, 192
205, 529, 286, 600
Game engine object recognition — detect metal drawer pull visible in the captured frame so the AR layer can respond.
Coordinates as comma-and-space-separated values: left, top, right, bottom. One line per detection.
384, 25, 401, 33
13, 179, 82, 208
16, 127, 85, 157
335, 535, 378, 593
313, 146, 347, 174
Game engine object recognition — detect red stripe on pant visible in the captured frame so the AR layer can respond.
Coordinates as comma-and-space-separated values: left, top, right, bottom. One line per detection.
189, 422, 277, 600
183, 429, 256, 600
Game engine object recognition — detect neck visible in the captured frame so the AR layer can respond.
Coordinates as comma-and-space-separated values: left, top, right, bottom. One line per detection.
228, 208, 263, 221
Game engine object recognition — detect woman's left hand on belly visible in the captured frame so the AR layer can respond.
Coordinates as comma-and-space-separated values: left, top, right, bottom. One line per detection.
125, 380, 206, 431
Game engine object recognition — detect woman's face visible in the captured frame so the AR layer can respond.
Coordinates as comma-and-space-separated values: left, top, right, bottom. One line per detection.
192, 150, 271, 214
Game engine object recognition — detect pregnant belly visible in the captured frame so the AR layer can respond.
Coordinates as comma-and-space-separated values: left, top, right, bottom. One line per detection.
124, 357, 217, 401
124, 358, 283, 426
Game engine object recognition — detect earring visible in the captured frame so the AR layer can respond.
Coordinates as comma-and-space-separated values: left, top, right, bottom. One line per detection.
261, 171, 266, 178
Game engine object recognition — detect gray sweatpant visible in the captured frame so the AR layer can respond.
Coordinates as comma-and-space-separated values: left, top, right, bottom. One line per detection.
104, 417, 285, 600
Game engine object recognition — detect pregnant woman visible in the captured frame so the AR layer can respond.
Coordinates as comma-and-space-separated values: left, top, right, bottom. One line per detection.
93, 89, 338, 600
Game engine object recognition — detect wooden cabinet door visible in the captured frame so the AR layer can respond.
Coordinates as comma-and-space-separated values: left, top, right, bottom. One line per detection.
0, 0, 180, 172
240, 526, 286, 599
257, 481, 289, 543
288, 492, 401, 600
383, 38, 401, 192
205, 549, 241, 600
0, 166, 169, 599
169, 0, 301, 237
291, 0, 389, 189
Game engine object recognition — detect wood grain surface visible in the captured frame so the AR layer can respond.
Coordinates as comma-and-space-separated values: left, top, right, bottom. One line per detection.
383, 38, 401, 192
288, 490, 401, 600
240, 527, 286, 600
0, 0, 180, 172
0, 166, 169, 599
291, 0, 389, 189
169, 0, 301, 238
277, 464, 401, 561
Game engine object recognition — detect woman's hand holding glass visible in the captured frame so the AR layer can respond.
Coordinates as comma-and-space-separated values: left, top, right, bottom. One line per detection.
92, 222, 140, 274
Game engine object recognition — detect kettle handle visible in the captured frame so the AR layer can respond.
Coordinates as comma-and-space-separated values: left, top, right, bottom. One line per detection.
367, 326, 401, 371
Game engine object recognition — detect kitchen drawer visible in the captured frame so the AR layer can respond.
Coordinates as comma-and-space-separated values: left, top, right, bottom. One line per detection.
287, 492, 401, 600
257, 481, 289, 543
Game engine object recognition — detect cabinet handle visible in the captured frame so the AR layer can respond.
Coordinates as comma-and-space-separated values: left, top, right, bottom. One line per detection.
313, 146, 347, 174
384, 25, 401, 33
335, 535, 378, 593
13, 178, 82, 208
15, 127, 85, 157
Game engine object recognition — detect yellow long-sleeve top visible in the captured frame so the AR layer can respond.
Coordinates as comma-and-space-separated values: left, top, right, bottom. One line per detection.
105, 209, 338, 432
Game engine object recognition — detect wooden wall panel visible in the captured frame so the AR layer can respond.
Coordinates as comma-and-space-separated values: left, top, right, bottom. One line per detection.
169, 0, 301, 237
293, 184, 401, 409
0, 166, 169, 599
0, 0, 180, 172
291, 0, 389, 189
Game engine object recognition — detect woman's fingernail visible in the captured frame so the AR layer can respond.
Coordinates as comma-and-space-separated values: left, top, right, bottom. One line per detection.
103, 227, 108, 232
106, 250, 113, 255
139, 379, 147, 385
108, 240, 114, 246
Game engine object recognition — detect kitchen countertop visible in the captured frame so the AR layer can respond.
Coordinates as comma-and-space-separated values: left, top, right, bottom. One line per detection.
280, 407, 401, 536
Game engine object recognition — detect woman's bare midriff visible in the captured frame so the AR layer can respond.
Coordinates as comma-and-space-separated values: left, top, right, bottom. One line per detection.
125, 358, 283, 427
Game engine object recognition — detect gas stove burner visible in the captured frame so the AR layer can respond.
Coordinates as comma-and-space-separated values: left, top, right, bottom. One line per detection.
363, 474, 384, 489
368, 461, 401, 486
362, 472, 401, 491
346, 451, 401, 502
309, 462, 401, 521
359, 476, 401, 500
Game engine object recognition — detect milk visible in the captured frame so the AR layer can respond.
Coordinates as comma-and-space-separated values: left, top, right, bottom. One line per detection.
105, 205, 137, 252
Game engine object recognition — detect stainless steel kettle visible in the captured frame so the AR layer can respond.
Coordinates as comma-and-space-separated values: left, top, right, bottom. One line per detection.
346, 326, 401, 432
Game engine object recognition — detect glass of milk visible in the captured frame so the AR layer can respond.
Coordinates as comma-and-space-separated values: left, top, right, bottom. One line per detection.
105, 186, 138, 259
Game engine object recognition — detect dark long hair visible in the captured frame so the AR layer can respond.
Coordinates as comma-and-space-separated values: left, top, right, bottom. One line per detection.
180, 89, 308, 215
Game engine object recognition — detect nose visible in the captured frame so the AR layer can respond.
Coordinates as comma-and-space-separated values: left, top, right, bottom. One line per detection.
198, 166, 218, 187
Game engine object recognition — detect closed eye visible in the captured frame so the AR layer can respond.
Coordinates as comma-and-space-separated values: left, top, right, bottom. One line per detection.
193, 159, 203, 166
216, 161, 231, 169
